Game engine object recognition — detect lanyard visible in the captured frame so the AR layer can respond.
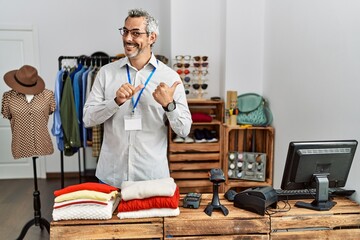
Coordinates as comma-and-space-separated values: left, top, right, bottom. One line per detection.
126, 64, 156, 112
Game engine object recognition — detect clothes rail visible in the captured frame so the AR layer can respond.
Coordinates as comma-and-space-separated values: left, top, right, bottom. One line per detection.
58, 55, 121, 70
57, 55, 121, 188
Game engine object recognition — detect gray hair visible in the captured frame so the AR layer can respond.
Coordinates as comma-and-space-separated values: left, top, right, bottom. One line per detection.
127, 8, 159, 36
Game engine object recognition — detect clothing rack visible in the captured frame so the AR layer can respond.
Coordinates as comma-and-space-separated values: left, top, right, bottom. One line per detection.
58, 55, 121, 70
57, 54, 120, 188
56, 53, 168, 188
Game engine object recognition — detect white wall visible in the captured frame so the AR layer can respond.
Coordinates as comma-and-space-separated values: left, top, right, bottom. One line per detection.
1, 0, 360, 202
170, 0, 225, 99
225, 0, 265, 94
262, 0, 360, 203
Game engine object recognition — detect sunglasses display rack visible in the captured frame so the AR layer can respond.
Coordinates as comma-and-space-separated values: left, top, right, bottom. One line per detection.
173, 55, 209, 99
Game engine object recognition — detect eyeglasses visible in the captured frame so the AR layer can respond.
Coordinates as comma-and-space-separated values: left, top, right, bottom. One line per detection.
177, 69, 190, 75
192, 69, 208, 76
193, 62, 209, 68
175, 55, 191, 61
193, 56, 208, 62
192, 83, 208, 90
119, 27, 148, 38
173, 63, 190, 68
192, 75, 208, 81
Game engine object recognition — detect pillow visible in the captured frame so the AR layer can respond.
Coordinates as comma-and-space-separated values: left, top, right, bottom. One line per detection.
118, 186, 179, 212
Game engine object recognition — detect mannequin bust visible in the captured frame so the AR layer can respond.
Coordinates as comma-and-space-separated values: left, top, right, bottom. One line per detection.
1, 65, 55, 159
1, 64, 54, 238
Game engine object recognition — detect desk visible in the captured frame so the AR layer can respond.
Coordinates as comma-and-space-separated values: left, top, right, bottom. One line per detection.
164, 194, 270, 239
50, 217, 163, 239
50, 195, 360, 239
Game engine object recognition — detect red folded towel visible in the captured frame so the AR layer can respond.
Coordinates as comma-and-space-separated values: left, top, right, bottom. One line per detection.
118, 186, 180, 212
54, 182, 118, 197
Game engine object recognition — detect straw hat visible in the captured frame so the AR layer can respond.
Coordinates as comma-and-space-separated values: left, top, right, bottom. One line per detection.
3, 65, 45, 94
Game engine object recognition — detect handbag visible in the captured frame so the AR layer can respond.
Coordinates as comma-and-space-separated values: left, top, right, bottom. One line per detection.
236, 93, 273, 126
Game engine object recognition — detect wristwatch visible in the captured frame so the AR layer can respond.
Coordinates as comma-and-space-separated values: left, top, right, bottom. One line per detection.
163, 100, 176, 112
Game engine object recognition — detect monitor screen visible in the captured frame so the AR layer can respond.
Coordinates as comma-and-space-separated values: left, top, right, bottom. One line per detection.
281, 139, 358, 211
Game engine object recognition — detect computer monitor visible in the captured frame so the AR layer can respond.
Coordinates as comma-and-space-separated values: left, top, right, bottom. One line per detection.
281, 140, 358, 211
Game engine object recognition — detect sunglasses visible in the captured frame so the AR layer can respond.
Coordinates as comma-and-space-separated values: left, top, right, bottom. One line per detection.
193, 56, 208, 62
192, 83, 208, 90
175, 55, 191, 61
177, 69, 190, 75
184, 83, 191, 89
193, 62, 209, 68
185, 89, 190, 95
173, 63, 190, 68
192, 69, 209, 76
192, 75, 208, 81
181, 76, 191, 83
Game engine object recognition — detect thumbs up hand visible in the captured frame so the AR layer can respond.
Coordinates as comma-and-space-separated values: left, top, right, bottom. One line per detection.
115, 83, 144, 106
152, 81, 181, 107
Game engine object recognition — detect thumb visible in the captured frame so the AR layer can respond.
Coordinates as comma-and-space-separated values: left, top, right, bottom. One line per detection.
170, 81, 181, 91
134, 84, 145, 93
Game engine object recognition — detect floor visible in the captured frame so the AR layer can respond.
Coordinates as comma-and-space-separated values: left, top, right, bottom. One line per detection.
0, 176, 95, 240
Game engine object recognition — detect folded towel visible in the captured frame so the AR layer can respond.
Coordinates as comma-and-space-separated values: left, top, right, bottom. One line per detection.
54, 198, 108, 209
117, 207, 180, 219
52, 197, 120, 221
54, 182, 118, 197
120, 177, 176, 201
54, 190, 118, 203
118, 186, 179, 212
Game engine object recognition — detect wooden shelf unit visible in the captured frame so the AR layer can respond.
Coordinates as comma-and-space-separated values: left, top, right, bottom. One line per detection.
168, 99, 224, 193
223, 125, 275, 191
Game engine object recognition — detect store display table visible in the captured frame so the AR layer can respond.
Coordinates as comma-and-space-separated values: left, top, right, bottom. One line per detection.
50, 195, 360, 239
270, 197, 360, 240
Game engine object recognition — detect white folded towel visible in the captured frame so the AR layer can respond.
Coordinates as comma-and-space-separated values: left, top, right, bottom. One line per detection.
120, 177, 176, 201
117, 207, 180, 219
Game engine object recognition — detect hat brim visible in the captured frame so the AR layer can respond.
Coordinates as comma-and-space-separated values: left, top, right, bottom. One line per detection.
4, 69, 45, 95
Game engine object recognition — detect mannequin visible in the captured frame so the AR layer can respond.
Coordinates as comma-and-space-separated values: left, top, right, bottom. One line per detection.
1, 65, 55, 240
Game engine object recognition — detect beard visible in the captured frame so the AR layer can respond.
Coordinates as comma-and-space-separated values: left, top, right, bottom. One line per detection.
124, 42, 144, 59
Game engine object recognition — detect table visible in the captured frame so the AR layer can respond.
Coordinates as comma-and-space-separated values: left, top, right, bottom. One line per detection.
50, 195, 360, 239
270, 197, 360, 239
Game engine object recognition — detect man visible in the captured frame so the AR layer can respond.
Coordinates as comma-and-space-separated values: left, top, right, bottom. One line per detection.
83, 9, 192, 188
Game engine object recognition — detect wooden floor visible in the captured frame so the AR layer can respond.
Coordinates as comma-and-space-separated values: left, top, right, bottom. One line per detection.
0, 177, 95, 240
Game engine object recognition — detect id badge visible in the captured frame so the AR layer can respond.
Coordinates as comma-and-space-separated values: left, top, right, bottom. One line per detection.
124, 114, 142, 131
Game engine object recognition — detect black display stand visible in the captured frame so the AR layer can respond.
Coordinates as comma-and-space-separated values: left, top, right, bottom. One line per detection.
204, 182, 229, 216
16, 157, 50, 240
295, 174, 337, 211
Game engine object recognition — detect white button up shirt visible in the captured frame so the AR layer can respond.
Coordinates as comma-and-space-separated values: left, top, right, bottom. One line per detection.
83, 54, 192, 188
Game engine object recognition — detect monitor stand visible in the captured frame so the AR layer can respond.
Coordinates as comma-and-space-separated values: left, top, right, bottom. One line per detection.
295, 173, 337, 211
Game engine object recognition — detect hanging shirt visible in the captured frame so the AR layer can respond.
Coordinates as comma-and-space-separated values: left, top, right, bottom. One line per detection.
52, 69, 65, 151
60, 73, 81, 156
1, 89, 56, 159
83, 54, 192, 188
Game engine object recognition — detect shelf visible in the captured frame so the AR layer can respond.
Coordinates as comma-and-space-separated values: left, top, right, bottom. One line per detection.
169, 142, 220, 153
168, 99, 224, 193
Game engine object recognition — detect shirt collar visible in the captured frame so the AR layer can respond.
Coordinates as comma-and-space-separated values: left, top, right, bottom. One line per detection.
120, 53, 158, 70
